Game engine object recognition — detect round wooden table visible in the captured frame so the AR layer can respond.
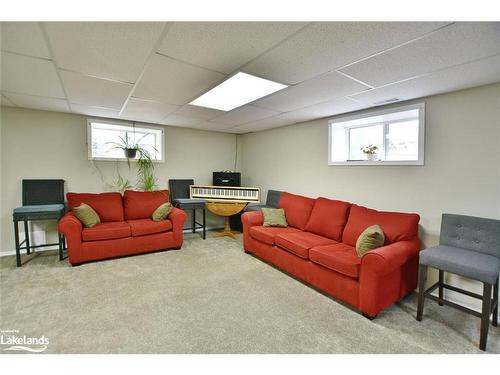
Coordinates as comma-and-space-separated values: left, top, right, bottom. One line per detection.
205, 201, 247, 239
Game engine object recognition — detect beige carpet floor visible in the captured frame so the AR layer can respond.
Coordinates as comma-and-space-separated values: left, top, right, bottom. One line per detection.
1, 232, 499, 354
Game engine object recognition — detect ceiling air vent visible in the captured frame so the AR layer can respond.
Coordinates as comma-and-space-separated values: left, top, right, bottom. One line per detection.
373, 97, 400, 105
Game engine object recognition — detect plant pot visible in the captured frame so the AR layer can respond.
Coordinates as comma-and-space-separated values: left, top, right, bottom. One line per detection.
125, 148, 137, 159
366, 153, 378, 161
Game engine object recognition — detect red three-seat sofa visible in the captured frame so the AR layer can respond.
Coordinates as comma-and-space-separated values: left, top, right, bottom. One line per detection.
242, 192, 421, 318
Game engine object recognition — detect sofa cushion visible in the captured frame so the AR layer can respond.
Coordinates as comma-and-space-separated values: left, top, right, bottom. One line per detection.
152, 202, 173, 221
309, 243, 361, 278
342, 204, 420, 246
128, 218, 173, 237
356, 224, 385, 256
275, 231, 337, 259
249, 226, 300, 245
277, 192, 315, 230
72, 203, 100, 228
124, 190, 169, 220
82, 222, 131, 242
67, 192, 124, 222
262, 208, 288, 227
305, 197, 351, 241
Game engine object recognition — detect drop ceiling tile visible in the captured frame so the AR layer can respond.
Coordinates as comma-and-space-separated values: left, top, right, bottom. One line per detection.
121, 97, 178, 123
245, 22, 449, 84
350, 54, 500, 105
162, 114, 203, 127
158, 22, 307, 74
278, 97, 368, 123
191, 121, 236, 132
3, 92, 69, 112
1, 52, 65, 98
341, 22, 500, 87
214, 105, 279, 126
174, 104, 225, 120
1, 22, 51, 58
70, 103, 121, 118
61, 70, 132, 109
133, 54, 225, 105
232, 117, 293, 133
253, 71, 369, 112
44, 22, 166, 83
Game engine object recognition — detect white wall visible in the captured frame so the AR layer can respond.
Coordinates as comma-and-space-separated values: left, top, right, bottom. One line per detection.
0, 107, 238, 254
240, 83, 500, 310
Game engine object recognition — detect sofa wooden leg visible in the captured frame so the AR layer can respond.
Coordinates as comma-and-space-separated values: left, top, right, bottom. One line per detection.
362, 313, 377, 320
244, 250, 251, 254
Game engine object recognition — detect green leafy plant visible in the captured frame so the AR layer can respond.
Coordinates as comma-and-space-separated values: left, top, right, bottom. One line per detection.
107, 130, 159, 191
361, 145, 378, 154
138, 171, 158, 192
111, 174, 132, 194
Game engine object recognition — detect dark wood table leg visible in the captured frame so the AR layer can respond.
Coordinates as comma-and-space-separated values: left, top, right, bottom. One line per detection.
416, 265, 427, 321
14, 220, 21, 267
480, 282, 492, 351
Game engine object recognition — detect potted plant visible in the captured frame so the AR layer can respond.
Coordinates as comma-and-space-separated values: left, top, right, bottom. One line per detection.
361, 145, 379, 161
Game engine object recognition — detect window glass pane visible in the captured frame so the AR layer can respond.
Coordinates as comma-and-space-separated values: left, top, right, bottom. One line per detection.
89, 122, 162, 161
386, 120, 419, 161
348, 125, 384, 160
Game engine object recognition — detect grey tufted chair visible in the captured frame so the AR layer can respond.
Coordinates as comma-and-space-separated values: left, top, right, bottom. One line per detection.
416, 213, 500, 351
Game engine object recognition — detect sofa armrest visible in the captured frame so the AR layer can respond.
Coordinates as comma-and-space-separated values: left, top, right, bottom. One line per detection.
359, 238, 421, 317
361, 238, 421, 276
58, 212, 82, 241
241, 210, 264, 228
168, 207, 188, 245
58, 212, 83, 265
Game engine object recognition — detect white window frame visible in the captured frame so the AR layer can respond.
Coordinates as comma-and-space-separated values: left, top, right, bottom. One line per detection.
328, 103, 425, 166
87, 118, 165, 163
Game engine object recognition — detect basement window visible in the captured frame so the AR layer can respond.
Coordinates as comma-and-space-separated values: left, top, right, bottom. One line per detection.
328, 103, 425, 166
87, 119, 164, 162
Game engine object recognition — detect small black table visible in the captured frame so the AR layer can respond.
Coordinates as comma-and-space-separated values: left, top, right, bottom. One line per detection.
172, 198, 206, 240
13, 204, 66, 267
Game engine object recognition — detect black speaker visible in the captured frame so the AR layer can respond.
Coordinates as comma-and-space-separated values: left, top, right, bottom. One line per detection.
213, 172, 243, 232
213, 171, 241, 187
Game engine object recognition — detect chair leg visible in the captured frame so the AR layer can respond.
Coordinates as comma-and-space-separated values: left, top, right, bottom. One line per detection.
14, 220, 21, 267
493, 276, 499, 327
438, 270, 444, 306
416, 264, 427, 321
24, 220, 31, 255
480, 283, 492, 351
58, 233, 64, 261
192, 209, 196, 233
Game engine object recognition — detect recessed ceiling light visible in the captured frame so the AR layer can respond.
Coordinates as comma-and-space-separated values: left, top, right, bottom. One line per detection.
190, 72, 287, 111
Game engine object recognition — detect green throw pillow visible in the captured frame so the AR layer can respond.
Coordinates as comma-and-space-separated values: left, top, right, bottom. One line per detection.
262, 208, 288, 227
152, 202, 173, 222
72, 203, 100, 228
356, 224, 385, 257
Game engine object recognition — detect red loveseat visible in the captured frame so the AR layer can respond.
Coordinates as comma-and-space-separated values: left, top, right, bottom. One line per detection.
59, 190, 187, 265
242, 192, 421, 318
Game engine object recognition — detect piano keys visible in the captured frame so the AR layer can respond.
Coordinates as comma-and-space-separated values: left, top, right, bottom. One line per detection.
189, 185, 260, 203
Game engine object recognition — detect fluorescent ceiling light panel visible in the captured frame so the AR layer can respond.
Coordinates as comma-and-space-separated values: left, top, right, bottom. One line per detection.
190, 72, 287, 111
